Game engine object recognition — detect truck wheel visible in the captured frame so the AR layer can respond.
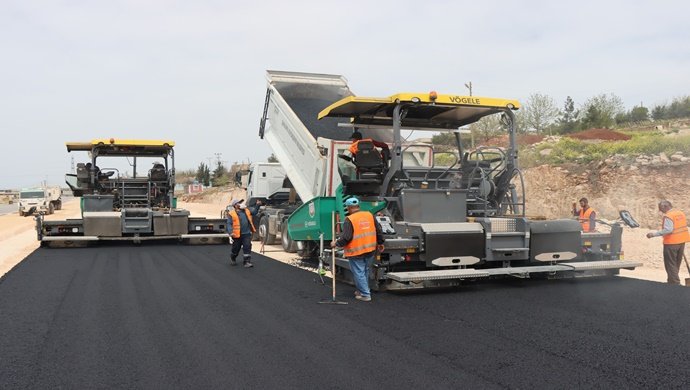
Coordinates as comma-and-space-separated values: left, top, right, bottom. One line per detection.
18, 211, 24, 217
281, 223, 297, 253
259, 216, 276, 245
48, 203, 54, 215
296, 240, 318, 259
55, 200, 62, 210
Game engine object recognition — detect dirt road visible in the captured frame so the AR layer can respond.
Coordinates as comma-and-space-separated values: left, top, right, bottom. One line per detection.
1, 244, 689, 388
0, 199, 81, 276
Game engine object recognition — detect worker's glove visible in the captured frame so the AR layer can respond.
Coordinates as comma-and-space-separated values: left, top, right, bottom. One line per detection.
228, 236, 234, 244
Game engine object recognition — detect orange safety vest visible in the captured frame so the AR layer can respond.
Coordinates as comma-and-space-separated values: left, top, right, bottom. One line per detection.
349, 139, 376, 155
578, 207, 595, 232
344, 211, 378, 257
228, 209, 256, 239
662, 209, 690, 245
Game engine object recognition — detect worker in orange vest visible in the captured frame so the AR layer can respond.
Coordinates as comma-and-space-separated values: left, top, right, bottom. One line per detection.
572, 197, 596, 232
331, 197, 385, 302
646, 200, 690, 285
348, 130, 390, 156
226, 199, 260, 268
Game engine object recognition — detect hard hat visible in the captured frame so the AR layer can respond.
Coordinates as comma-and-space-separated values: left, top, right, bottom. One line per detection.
344, 197, 359, 207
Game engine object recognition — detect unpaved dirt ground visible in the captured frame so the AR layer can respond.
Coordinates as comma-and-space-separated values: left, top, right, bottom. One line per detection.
520, 164, 690, 283
0, 199, 81, 276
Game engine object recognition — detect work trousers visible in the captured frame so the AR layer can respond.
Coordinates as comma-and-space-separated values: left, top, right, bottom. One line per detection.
348, 252, 374, 297
663, 243, 685, 285
231, 233, 253, 263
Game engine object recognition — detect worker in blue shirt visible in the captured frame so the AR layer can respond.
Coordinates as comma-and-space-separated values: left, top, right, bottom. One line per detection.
227, 199, 261, 267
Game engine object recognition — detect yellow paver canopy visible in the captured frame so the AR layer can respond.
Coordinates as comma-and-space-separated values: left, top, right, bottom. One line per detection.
319, 93, 520, 130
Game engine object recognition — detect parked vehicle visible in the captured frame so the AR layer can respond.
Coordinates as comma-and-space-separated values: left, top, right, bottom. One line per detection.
19, 186, 62, 216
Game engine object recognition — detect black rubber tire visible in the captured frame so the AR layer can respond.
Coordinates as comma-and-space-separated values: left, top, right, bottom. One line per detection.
55, 200, 62, 210
259, 216, 277, 245
281, 223, 297, 253
48, 203, 54, 215
296, 240, 318, 259
18, 211, 24, 217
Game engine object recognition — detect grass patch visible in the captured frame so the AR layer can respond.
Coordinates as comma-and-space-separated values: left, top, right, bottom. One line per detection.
522, 133, 690, 166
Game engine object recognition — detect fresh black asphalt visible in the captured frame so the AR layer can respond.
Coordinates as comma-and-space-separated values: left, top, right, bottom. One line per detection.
1, 244, 689, 389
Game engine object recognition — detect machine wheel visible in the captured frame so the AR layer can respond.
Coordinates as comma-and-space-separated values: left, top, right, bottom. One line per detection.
281, 223, 297, 253
48, 203, 54, 215
18, 211, 24, 217
55, 200, 62, 210
296, 240, 318, 259
259, 216, 276, 245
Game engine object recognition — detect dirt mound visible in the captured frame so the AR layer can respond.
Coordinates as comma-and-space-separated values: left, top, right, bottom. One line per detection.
568, 128, 631, 141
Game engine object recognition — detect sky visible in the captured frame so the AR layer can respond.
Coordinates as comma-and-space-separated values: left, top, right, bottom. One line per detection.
1, 0, 689, 188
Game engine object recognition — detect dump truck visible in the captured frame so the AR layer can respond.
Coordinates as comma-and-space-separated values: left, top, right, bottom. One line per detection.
19, 186, 62, 216
36, 139, 228, 247
242, 162, 303, 252
259, 70, 641, 291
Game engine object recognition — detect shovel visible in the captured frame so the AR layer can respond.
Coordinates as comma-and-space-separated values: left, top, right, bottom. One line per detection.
683, 253, 690, 287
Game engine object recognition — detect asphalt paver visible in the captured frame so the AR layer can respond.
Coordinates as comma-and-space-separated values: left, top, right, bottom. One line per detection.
1, 244, 689, 389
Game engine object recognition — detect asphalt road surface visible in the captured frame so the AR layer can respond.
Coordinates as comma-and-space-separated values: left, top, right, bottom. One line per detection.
1, 244, 689, 389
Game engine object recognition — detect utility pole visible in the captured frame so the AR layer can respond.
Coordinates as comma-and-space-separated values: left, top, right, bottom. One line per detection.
464, 82, 473, 96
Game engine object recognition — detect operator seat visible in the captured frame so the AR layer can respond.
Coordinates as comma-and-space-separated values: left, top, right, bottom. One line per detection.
76, 163, 89, 185
344, 140, 385, 196
352, 140, 384, 179
149, 163, 167, 181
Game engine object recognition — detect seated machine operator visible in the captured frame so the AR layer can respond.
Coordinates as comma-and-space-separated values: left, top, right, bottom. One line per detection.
348, 130, 389, 158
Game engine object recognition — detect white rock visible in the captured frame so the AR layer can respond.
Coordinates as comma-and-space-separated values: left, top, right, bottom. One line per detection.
681, 157, 689, 162
671, 154, 683, 161
659, 152, 670, 163
539, 148, 552, 156
629, 165, 639, 171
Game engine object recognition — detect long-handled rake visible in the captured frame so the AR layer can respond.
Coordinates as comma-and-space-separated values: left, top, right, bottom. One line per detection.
319, 211, 347, 305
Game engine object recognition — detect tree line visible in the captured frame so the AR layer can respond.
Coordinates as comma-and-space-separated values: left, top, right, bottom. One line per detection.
474, 93, 690, 137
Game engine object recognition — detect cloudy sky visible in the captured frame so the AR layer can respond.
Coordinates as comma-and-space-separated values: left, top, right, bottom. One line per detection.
1, 0, 688, 188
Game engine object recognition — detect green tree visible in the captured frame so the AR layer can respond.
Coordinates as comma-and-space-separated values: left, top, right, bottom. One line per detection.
667, 96, 690, 119
196, 162, 211, 187
523, 93, 559, 135
581, 93, 624, 128
212, 161, 227, 186
629, 106, 649, 122
556, 96, 579, 133
651, 105, 667, 120
267, 153, 279, 163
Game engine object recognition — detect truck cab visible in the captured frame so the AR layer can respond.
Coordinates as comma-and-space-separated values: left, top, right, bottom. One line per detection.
18, 187, 62, 216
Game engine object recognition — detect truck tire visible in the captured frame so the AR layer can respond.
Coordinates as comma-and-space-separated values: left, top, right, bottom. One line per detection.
259, 216, 277, 245
48, 202, 54, 215
55, 200, 62, 210
281, 223, 297, 253
296, 240, 318, 259
18, 210, 24, 217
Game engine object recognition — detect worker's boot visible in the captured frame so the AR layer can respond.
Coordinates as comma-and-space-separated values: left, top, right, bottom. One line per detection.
243, 254, 253, 268
230, 255, 237, 266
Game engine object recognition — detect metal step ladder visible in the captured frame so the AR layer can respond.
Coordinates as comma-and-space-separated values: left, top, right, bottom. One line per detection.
121, 208, 152, 233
